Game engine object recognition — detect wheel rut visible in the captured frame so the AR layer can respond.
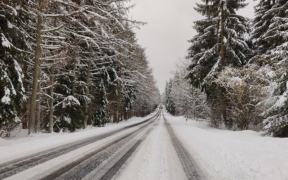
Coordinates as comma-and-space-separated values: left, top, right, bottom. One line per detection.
41, 114, 159, 180
163, 114, 205, 180
0, 111, 160, 179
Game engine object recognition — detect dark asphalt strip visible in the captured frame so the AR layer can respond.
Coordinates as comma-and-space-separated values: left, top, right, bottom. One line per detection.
163, 114, 205, 180
0, 111, 159, 179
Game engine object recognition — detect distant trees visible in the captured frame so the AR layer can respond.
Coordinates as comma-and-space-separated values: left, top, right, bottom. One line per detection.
0, 0, 160, 136
164, 59, 207, 119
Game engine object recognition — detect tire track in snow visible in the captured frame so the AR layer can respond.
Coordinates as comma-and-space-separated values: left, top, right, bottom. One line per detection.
163, 114, 205, 180
0, 111, 160, 180
116, 111, 186, 180
40, 114, 159, 180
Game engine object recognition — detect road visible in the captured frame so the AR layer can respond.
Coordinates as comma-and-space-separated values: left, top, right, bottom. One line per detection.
0, 110, 205, 180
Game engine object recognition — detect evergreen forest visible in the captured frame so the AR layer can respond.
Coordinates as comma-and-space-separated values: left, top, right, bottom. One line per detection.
0, 0, 160, 135
165, 0, 288, 137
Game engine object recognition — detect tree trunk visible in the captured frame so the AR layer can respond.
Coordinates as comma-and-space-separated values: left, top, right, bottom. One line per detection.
35, 65, 42, 133
48, 64, 54, 133
28, 9, 43, 135
220, 1, 227, 124
113, 101, 117, 123
71, 38, 78, 96
84, 45, 92, 128
22, 60, 28, 129
116, 67, 122, 123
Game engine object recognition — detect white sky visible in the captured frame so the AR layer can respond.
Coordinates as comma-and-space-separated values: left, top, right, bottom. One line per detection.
128, 0, 259, 94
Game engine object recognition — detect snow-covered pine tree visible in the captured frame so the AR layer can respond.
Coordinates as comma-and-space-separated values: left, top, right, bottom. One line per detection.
186, 0, 251, 125
170, 59, 207, 118
165, 80, 175, 115
0, 1, 27, 129
91, 79, 109, 126
0, 0, 159, 133
261, 0, 288, 137
26, 0, 83, 134
250, 0, 276, 63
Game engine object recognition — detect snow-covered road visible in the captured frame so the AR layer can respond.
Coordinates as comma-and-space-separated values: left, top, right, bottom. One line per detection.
1, 108, 287, 180
116, 113, 188, 180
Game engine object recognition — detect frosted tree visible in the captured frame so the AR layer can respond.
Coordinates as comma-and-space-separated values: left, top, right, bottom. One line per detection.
214, 65, 272, 130
0, 1, 27, 129
165, 80, 175, 115
170, 59, 207, 119
260, 0, 288, 137
250, 0, 276, 63
186, 0, 251, 125
25, 0, 84, 134
0, 0, 160, 134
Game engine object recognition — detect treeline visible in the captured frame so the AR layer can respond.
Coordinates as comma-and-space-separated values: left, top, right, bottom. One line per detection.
0, 0, 160, 135
165, 0, 288, 137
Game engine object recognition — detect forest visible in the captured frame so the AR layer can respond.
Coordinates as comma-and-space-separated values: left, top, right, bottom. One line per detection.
165, 0, 288, 137
0, 0, 160, 136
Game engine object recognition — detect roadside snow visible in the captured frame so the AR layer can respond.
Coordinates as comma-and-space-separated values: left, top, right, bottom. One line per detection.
0, 110, 158, 164
164, 111, 288, 180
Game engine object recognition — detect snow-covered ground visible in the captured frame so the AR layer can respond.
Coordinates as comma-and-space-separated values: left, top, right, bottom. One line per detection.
162, 111, 288, 180
117, 114, 186, 180
2, 108, 287, 180
0, 110, 158, 164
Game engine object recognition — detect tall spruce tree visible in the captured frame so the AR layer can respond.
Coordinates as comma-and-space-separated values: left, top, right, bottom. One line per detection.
186, 0, 251, 124
261, 0, 288, 137
0, 1, 27, 128
251, 0, 276, 63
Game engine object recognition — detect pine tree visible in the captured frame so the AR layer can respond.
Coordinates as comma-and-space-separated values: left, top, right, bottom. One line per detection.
250, 0, 276, 63
186, 0, 251, 124
0, 0, 159, 134
261, 0, 288, 137
0, 1, 27, 128
165, 80, 175, 115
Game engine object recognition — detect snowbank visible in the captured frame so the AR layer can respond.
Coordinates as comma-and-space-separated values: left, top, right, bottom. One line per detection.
164, 111, 288, 180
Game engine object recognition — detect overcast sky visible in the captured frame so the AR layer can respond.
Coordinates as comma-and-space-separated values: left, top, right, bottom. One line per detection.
128, 0, 259, 94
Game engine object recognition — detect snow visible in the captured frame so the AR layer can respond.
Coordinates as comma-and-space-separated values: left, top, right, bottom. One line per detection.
62, 95, 80, 108
2, 108, 287, 179
6, 127, 141, 180
5, 4, 17, 16
163, 111, 288, 180
266, 88, 288, 114
7, 21, 13, 28
266, 71, 276, 78
1, 86, 11, 104
227, 76, 243, 87
13, 60, 25, 92
1, 34, 12, 48
117, 115, 186, 180
0, 110, 158, 164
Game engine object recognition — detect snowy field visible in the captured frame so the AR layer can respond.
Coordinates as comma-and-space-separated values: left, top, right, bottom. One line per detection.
162, 111, 288, 180
0, 110, 158, 164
